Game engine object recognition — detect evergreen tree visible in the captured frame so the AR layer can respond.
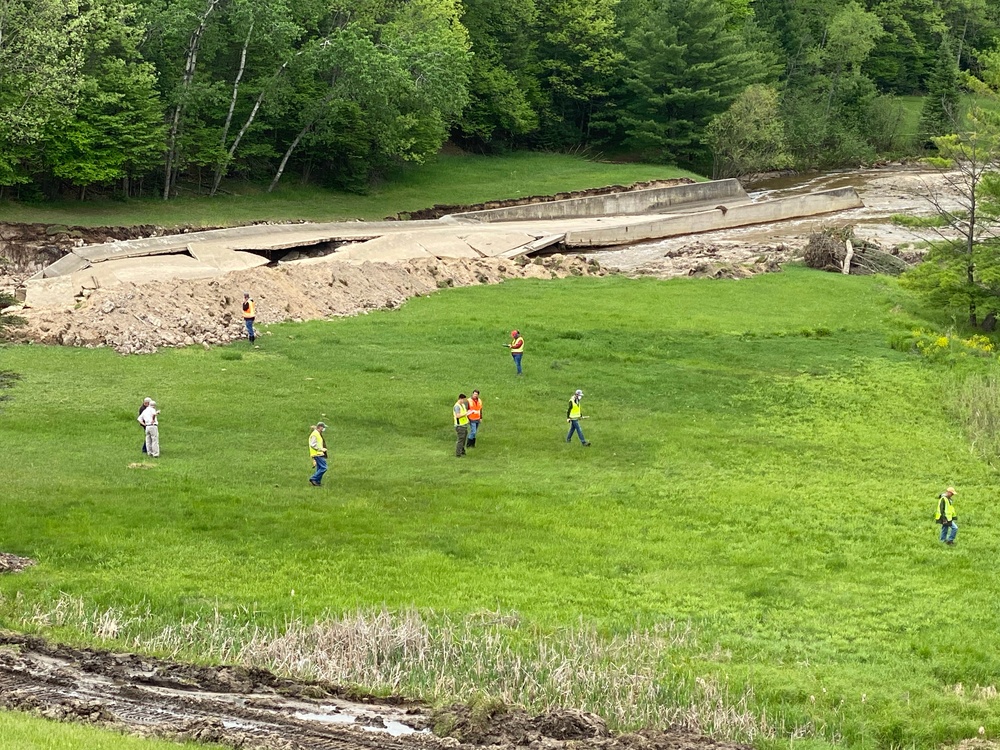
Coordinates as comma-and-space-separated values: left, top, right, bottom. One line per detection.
614, 0, 768, 166
920, 36, 963, 140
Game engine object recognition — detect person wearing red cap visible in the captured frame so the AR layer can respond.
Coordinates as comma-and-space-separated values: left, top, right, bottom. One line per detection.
506, 329, 524, 375
935, 487, 958, 545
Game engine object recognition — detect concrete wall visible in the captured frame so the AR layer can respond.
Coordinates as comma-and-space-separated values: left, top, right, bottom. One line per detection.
449, 179, 748, 223
563, 187, 863, 247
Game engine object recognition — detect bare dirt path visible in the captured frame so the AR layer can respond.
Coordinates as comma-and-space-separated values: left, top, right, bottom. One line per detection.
0, 631, 746, 750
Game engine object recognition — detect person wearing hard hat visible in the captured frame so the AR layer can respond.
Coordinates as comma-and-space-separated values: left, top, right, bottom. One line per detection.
242, 292, 257, 343
309, 422, 328, 486
453, 394, 470, 457
506, 330, 524, 375
566, 389, 590, 446
935, 487, 958, 545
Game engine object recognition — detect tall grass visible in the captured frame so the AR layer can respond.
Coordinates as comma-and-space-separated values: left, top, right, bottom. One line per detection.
951, 373, 1000, 464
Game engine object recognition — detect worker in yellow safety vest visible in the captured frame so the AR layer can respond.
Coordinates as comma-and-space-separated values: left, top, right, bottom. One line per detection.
466, 389, 482, 448
506, 330, 524, 375
242, 292, 257, 343
566, 389, 590, 446
308, 422, 328, 486
453, 394, 470, 457
935, 486, 958, 545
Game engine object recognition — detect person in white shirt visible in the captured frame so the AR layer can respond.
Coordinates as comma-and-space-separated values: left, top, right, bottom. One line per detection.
138, 400, 160, 457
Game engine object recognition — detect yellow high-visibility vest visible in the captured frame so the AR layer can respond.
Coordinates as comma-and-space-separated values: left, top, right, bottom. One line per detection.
309, 429, 326, 457
510, 336, 524, 353
453, 401, 469, 426
568, 398, 582, 420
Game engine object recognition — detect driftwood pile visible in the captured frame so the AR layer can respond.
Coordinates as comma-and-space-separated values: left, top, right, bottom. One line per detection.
803, 227, 910, 276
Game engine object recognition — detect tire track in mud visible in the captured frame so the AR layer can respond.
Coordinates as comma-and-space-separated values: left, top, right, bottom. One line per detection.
0, 631, 749, 750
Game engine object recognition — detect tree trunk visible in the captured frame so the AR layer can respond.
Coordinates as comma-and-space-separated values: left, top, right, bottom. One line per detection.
267, 88, 337, 193
211, 22, 253, 195
163, 0, 223, 200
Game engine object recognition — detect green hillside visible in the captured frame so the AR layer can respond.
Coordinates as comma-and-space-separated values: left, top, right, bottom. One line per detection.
1, 268, 997, 749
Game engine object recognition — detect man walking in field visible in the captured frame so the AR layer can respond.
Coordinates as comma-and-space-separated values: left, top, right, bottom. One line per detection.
935, 486, 958, 545
466, 389, 483, 448
138, 399, 160, 457
242, 292, 256, 343
566, 389, 590, 446
309, 422, 328, 486
454, 394, 470, 457
506, 330, 524, 375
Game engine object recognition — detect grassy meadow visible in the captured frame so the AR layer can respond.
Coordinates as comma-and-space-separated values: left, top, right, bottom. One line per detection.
0, 153, 700, 228
1, 267, 999, 749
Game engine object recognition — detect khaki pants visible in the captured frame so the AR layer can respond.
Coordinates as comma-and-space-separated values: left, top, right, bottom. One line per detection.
145, 425, 160, 457
455, 425, 467, 456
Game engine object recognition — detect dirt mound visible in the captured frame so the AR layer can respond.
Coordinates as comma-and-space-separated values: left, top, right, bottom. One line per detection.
17, 254, 602, 354
0, 552, 35, 573
0, 630, 749, 750
393, 180, 695, 221
626, 241, 793, 279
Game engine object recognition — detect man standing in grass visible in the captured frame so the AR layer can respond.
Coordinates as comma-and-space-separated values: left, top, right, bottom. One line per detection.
309, 422, 328, 486
138, 399, 160, 457
506, 330, 524, 375
466, 390, 482, 448
454, 394, 470, 457
566, 390, 590, 446
936, 487, 958, 545
138, 396, 151, 454
242, 292, 256, 343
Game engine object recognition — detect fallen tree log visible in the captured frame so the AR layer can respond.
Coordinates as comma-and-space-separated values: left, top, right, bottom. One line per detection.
803, 226, 910, 276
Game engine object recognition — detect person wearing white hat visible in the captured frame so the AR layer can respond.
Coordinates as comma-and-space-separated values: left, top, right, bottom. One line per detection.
309, 422, 328, 486
138, 397, 152, 454
566, 389, 590, 446
138, 399, 160, 457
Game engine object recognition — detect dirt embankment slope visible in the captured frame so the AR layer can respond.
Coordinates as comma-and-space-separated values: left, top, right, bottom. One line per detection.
16, 255, 602, 354
0, 630, 746, 750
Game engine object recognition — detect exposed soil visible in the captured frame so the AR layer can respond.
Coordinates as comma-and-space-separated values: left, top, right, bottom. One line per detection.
14, 254, 602, 354
0, 552, 36, 573
0, 631, 747, 750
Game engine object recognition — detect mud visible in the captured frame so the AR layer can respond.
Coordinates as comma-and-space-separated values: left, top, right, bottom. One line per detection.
0, 553, 36, 573
0, 631, 747, 750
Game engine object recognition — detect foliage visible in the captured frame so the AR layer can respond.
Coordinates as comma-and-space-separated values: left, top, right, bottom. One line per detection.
0, 293, 25, 340
706, 84, 791, 178
919, 36, 964, 141
3, 270, 1000, 748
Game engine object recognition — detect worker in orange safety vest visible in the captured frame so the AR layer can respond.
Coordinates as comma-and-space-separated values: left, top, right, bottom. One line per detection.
466, 389, 483, 448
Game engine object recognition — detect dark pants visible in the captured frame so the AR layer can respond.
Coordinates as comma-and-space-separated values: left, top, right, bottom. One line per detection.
455, 425, 468, 456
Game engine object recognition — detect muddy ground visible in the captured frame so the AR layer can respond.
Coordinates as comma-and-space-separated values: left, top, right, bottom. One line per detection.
0, 630, 746, 750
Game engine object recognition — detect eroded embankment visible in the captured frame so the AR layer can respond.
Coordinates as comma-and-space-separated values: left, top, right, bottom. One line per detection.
0, 630, 747, 750
16, 255, 601, 354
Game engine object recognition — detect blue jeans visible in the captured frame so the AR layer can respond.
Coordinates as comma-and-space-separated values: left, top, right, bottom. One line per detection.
468, 420, 480, 440
940, 521, 958, 543
512, 352, 522, 374
310, 455, 327, 485
244, 318, 255, 341
567, 419, 586, 444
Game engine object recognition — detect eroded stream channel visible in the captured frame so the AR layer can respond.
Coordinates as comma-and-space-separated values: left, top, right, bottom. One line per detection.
0, 631, 747, 750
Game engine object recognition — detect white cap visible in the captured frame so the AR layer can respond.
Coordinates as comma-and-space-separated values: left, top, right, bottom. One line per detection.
148, 400, 156, 406
574, 390, 583, 396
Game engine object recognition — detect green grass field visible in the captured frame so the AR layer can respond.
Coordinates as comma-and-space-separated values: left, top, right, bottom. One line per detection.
0, 711, 197, 750
0, 153, 701, 228
1, 267, 999, 749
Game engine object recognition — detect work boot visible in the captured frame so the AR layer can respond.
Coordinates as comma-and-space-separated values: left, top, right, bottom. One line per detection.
467, 437, 476, 448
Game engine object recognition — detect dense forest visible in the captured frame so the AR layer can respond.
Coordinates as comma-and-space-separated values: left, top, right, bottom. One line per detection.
1, 0, 999, 199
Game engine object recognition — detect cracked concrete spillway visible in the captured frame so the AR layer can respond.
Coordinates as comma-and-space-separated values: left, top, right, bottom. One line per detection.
19, 179, 863, 309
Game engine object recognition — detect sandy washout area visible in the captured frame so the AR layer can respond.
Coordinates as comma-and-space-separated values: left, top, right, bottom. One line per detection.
589, 166, 964, 276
